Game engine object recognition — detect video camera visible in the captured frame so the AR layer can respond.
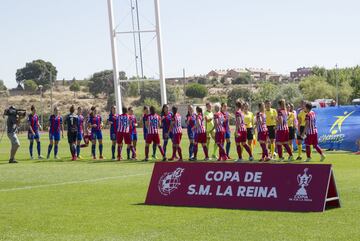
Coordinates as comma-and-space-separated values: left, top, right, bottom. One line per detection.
3, 106, 26, 118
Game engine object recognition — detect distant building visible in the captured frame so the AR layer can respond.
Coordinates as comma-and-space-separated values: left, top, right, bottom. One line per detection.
245, 68, 274, 82
290, 67, 313, 81
224, 68, 248, 80
266, 74, 283, 82
206, 70, 227, 80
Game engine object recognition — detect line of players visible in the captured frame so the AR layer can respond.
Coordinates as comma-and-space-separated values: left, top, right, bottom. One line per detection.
26, 98, 325, 162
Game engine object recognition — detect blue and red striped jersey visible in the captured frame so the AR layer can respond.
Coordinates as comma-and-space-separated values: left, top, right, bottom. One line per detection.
88, 115, 102, 132
28, 114, 39, 132
49, 115, 62, 134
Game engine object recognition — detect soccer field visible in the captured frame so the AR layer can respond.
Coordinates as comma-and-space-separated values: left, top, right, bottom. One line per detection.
0, 132, 359, 241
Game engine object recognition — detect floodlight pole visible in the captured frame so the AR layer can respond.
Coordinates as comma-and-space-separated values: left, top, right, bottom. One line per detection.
154, 0, 167, 105
107, 0, 123, 114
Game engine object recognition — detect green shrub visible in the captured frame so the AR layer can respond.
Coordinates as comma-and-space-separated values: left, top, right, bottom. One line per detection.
185, 83, 208, 98
24, 79, 38, 92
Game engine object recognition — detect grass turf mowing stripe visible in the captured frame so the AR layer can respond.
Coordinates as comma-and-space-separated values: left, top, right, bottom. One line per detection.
0, 172, 149, 192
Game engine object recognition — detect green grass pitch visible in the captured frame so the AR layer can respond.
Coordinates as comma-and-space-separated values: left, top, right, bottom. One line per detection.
0, 131, 359, 241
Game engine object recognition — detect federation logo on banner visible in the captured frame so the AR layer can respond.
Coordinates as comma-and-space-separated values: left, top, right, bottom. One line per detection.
289, 168, 313, 202
158, 168, 185, 196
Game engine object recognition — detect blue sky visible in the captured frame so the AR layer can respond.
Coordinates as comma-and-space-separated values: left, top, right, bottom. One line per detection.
1, 0, 359, 88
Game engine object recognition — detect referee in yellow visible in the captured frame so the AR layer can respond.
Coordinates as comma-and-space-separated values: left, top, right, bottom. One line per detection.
204, 102, 218, 159
265, 100, 277, 159
296, 100, 307, 160
243, 102, 255, 153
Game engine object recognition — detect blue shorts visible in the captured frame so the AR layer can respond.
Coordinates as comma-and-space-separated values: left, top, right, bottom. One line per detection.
92, 130, 103, 140
187, 129, 195, 140
77, 132, 83, 141
131, 133, 138, 141
143, 129, 148, 140
162, 130, 173, 140
28, 131, 40, 140
224, 132, 231, 139
110, 131, 117, 141
49, 132, 61, 141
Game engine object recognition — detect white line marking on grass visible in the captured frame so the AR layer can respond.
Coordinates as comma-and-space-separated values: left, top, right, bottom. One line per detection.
0, 173, 149, 192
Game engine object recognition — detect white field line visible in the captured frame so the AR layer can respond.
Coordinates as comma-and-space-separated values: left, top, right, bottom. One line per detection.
0, 173, 148, 192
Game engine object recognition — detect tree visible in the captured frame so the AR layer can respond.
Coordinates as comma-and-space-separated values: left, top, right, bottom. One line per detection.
350, 66, 360, 99
0, 80, 7, 90
227, 87, 252, 108
185, 83, 208, 98
89, 70, 115, 97
299, 76, 336, 101
69, 81, 80, 92
119, 71, 127, 80
144, 98, 160, 111
253, 82, 279, 103
197, 77, 209, 85
139, 82, 176, 105
232, 73, 252, 85
70, 81, 80, 101
275, 84, 303, 106
23, 79, 38, 92
16, 59, 57, 90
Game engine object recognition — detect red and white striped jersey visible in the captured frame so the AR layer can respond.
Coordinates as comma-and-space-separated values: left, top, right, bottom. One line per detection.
277, 108, 289, 131
256, 112, 268, 133
195, 114, 206, 134
172, 113, 182, 134
305, 111, 318, 135
235, 110, 247, 132
129, 114, 137, 134
117, 114, 130, 133
147, 114, 161, 134
214, 112, 225, 133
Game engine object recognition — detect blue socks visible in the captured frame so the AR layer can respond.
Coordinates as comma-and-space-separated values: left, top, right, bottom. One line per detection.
226, 142, 231, 156
99, 144, 103, 156
111, 145, 116, 159
189, 143, 194, 158
92, 144, 96, 157
47, 144, 53, 157
54, 145, 58, 157
127, 148, 130, 159
29, 142, 34, 157
76, 145, 80, 157
163, 139, 168, 156
37, 142, 41, 156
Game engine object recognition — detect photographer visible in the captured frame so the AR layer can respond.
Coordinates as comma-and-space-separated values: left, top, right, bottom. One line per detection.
4, 106, 26, 163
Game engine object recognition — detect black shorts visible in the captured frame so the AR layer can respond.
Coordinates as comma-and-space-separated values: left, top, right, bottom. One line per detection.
267, 126, 275, 139
246, 128, 254, 140
297, 126, 305, 140
68, 131, 78, 144
289, 127, 295, 140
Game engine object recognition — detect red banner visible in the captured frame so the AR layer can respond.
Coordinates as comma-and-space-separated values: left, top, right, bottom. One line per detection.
145, 162, 340, 212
